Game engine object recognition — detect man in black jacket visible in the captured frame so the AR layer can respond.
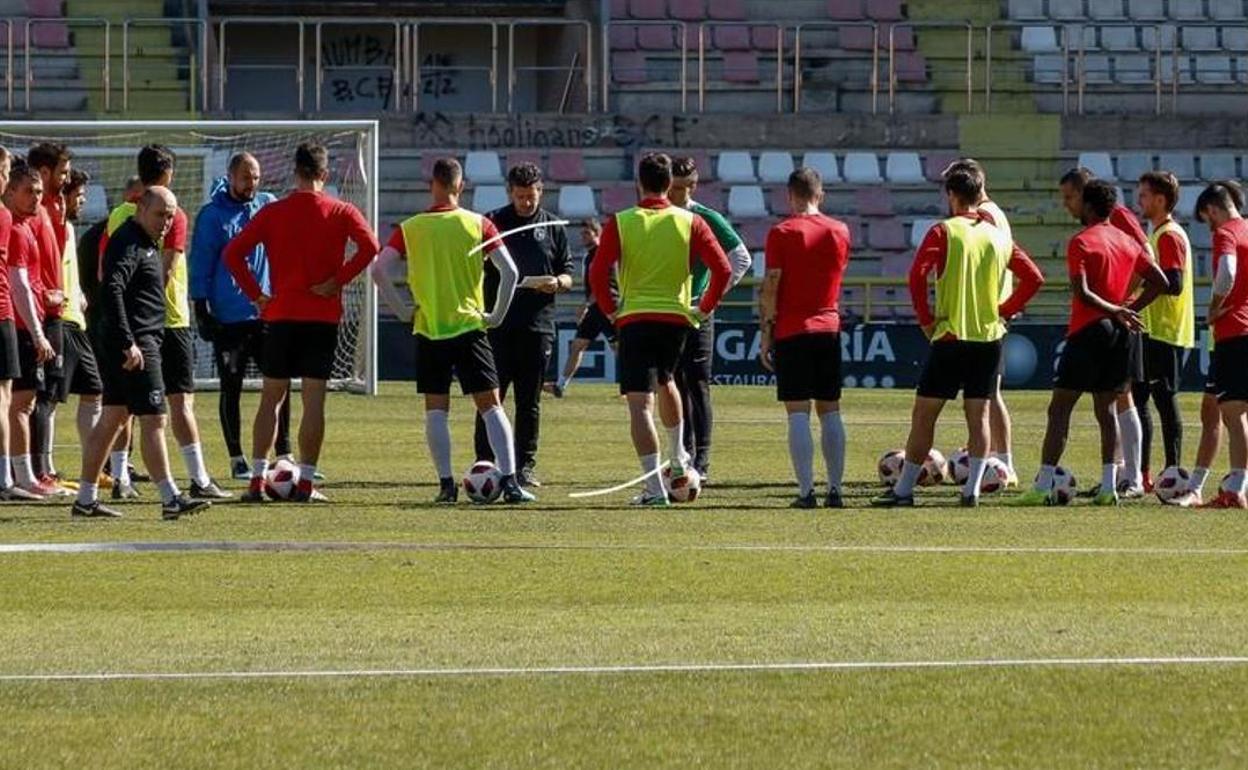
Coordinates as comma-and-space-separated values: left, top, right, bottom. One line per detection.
70, 187, 209, 520
472, 163, 572, 487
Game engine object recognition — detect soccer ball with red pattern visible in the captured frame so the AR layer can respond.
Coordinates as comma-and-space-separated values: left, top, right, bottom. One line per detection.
920, 449, 947, 486
462, 461, 503, 504
878, 449, 906, 487
661, 466, 702, 503
1049, 465, 1077, 505
948, 448, 971, 485
979, 457, 1010, 495
1155, 466, 1191, 503
264, 458, 301, 501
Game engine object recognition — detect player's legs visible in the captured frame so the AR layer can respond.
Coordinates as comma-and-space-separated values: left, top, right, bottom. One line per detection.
891, 396, 945, 500
31, 317, 63, 480
1131, 379, 1154, 479
678, 320, 714, 477
626, 391, 664, 499
8, 388, 37, 491
0, 380, 11, 491
417, 334, 458, 500
1218, 400, 1248, 506
214, 325, 247, 463
508, 330, 552, 480
1190, 393, 1222, 499
784, 399, 815, 500
989, 384, 1015, 483
1028, 387, 1082, 493
815, 400, 845, 503
962, 397, 992, 502
137, 412, 175, 497
556, 337, 591, 389
76, 395, 101, 445
296, 378, 327, 468
473, 328, 514, 464
1147, 339, 1183, 470
248, 376, 290, 487
75, 404, 128, 504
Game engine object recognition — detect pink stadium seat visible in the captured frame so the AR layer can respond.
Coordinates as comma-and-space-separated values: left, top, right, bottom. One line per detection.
840, 26, 876, 51
708, 0, 747, 20
867, 219, 907, 250
611, 52, 649, 83
31, 21, 69, 48
739, 220, 771, 250
827, 0, 866, 20
883, 25, 916, 51
713, 26, 752, 51
610, 25, 637, 50
629, 0, 667, 19
611, 0, 629, 18
893, 52, 928, 82
879, 253, 912, 275
27, 0, 63, 17
722, 51, 760, 83
601, 183, 637, 213
668, 0, 707, 21
768, 186, 789, 214
548, 150, 587, 183
637, 25, 677, 50
505, 151, 543, 174
752, 26, 780, 51
854, 188, 894, 216
866, 0, 904, 21
924, 152, 959, 182
841, 216, 866, 245
693, 182, 726, 211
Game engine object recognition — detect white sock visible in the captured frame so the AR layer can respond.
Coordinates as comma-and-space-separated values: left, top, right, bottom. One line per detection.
787, 412, 814, 496
13, 455, 34, 487
251, 457, 269, 480
819, 411, 846, 493
639, 452, 664, 497
1118, 407, 1143, 486
424, 409, 453, 479
993, 451, 1014, 473
179, 443, 211, 487
1102, 463, 1118, 493
666, 420, 689, 470
1231, 468, 1248, 496
157, 477, 179, 504
1033, 464, 1055, 492
298, 463, 316, 486
0, 456, 10, 488
110, 451, 130, 484
964, 456, 988, 499
482, 405, 517, 476
76, 480, 97, 506
1192, 466, 1210, 495
895, 460, 923, 497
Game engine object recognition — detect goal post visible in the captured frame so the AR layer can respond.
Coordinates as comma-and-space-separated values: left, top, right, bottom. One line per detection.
0, 119, 381, 395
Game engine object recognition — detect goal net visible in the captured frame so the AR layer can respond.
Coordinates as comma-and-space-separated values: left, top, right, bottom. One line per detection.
0, 120, 380, 394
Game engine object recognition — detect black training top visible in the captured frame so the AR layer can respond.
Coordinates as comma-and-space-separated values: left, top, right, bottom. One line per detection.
100, 217, 165, 349
483, 204, 572, 333
77, 218, 105, 330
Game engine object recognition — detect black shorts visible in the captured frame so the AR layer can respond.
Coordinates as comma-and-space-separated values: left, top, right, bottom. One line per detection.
1126, 329, 1145, 384
1054, 318, 1132, 393
1212, 335, 1248, 403
575, 304, 617, 343
0, 320, 19, 381
617, 321, 687, 394
13, 329, 43, 392
679, 317, 714, 384
1205, 355, 1218, 396
213, 320, 265, 381
161, 327, 196, 396
39, 316, 64, 395
101, 332, 166, 416
262, 321, 338, 381
774, 331, 843, 402
917, 339, 1002, 400
56, 324, 102, 400
1142, 336, 1183, 393
415, 329, 498, 395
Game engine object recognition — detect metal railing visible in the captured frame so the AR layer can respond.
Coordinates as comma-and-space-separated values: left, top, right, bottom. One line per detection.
507, 18, 593, 113
217, 17, 304, 111
313, 19, 403, 112
792, 22, 879, 114
0, 20, 11, 111
410, 19, 499, 112
888, 21, 972, 114
122, 17, 207, 113
696, 21, 786, 113
26, 17, 111, 111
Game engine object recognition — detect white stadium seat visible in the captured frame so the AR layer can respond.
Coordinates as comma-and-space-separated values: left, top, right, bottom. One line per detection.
1008, 0, 1046, 19
842, 152, 882, 184
1083, 54, 1113, 83
884, 152, 924, 184
716, 151, 756, 183
1116, 152, 1153, 180
727, 185, 768, 218
464, 151, 502, 184
1115, 54, 1153, 82
83, 184, 109, 221
1021, 26, 1060, 53
1182, 27, 1220, 52
1224, 27, 1248, 52
800, 151, 840, 183
909, 218, 940, 248
557, 185, 598, 218
1127, 0, 1165, 19
1158, 152, 1196, 180
471, 185, 508, 213
1169, 0, 1206, 19
1101, 26, 1139, 51
1177, 185, 1203, 218
1049, 0, 1086, 20
1033, 54, 1067, 83
1211, 0, 1247, 19
1089, 0, 1126, 18
1200, 153, 1238, 180
757, 151, 795, 184
1196, 55, 1235, 83
1078, 152, 1116, 181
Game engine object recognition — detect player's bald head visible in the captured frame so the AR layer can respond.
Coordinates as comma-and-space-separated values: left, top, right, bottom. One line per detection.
141, 185, 176, 210
136, 185, 178, 241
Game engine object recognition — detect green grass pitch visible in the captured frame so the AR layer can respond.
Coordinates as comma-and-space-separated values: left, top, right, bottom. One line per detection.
3, 384, 1248, 769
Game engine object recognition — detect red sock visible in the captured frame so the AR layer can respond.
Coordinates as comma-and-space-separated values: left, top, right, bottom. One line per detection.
248, 476, 264, 494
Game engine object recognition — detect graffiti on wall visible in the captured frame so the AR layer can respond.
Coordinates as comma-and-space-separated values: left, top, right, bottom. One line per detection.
410, 111, 697, 149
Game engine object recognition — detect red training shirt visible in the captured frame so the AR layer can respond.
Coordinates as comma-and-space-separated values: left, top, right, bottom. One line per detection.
1109, 204, 1149, 250
0, 207, 12, 322
31, 201, 62, 317
41, 191, 66, 253
7, 215, 44, 330
224, 190, 379, 323
589, 196, 731, 328
908, 211, 1045, 333
1211, 217, 1248, 342
1065, 220, 1153, 336
765, 212, 851, 340
1154, 225, 1185, 273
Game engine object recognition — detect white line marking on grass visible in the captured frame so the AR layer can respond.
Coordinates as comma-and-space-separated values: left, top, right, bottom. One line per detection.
4, 656, 1248, 683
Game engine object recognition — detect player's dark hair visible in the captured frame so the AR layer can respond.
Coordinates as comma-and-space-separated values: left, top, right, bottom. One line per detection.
1081, 179, 1117, 221
942, 157, 984, 180
1195, 180, 1243, 223
1138, 170, 1179, 212
637, 152, 673, 195
671, 156, 698, 180
137, 143, 176, 185
506, 162, 542, 188
65, 167, 89, 193
581, 217, 601, 235
788, 167, 822, 201
943, 168, 983, 205
27, 142, 71, 171
1060, 166, 1094, 190
294, 142, 329, 181
5, 158, 39, 190
432, 157, 462, 188
228, 152, 257, 174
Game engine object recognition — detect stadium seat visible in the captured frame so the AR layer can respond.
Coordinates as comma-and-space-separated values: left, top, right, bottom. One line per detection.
1238, 57, 1248, 82
727, 185, 768, 218
471, 185, 508, 213
693, 182, 726, 211
27, 0, 62, 16
867, 219, 907, 250
1049, 0, 1086, 20
865, 0, 904, 20
1160, 55, 1195, 83
716, 151, 756, 183
1141, 25, 1177, 51
1177, 185, 1202, 217
1084, 55, 1113, 83
1089, 0, 1127, 18
840, 26, 877, 51
610, 25, 637, 50
1211, 0, 1247, 19
1116, 152, 1154, 180
629, 0, 666, 19
1196, 55, 1234, 83
708, 0, 747, 20
714, 26, 752, 51
1168, 0, 1206, 19
854, 187, 894, 216
757, 151, 794, 184
879, 254, 912, 279
611, 52, 648, 83
886, 25, 917, 51
668, 0, 707, 21
752, 25, 780, 51
1158, 152, 1196, 180
722, 51, 761, 82
1102, 27, 1140, 52
909, 218, 940, 248
83, 184, 108, 222
768, 185, 790, 215
1078, 152, 1116, 181
464, 151, 503, 184
1200, 153, 1238, 180
885, 152, 924, 184
1076, 26, 1099, 52
1033, 54, 1067, 83
1115, 54, 1153, 83
637, 25, 677, 50
802, 151, 841, 183
842, 153, 882, 184
894, 52, 928, 82
827, 0, 865, 20
1183, 27, 1220, 52
1190, 222, 1213, 249
31, 22, 69, 48
504, 150, 543, 174
1008, 0, 1047, 19
1022, 27, 1060, 53
549, 150, 587, 182
738, 220, 771, 250
1224, 27, 1248, 52
1127, 0, 1165, 19
558, 186, 598, 218
600, 183, 637, 212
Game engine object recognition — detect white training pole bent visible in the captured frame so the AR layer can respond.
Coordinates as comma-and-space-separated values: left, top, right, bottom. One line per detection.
568, 461, 670, 498
468, 220, 572, 257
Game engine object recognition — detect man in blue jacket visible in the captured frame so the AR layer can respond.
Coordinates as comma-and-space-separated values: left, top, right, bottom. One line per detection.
190, 152, 291, 480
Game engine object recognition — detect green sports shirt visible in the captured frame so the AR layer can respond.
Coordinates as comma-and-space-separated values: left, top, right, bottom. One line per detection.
689, 200, 743, 302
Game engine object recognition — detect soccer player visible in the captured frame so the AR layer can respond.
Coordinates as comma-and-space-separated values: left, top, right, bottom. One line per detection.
588, 152, 731, 506
225, 142, 379, 503
758, 167, 851, 508
470, 162, 572, 488
189, 151, 292, 480
0, 149, 40, 502
371, 157, 530, 504
1133, 171, 1194, 487
1192, 181, 1248, 508
549, 218, 613, 398
71, 187, 208, 519
1059, 167, 1154, 496
3, 161, 55, 498
1013, 181, 1169, 506
668, 156, 752, 483
872, 166, 1044, 508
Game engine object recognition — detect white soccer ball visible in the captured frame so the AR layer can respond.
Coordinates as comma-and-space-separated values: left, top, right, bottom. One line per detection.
662, 465, 702, 503
979, 457, 1010, 495
1155, 465, 1191, 503
878, 449, 906, 487
462, 461, 503, 504
1049, 465, 1078, 505
948, 447, 971, 485
264, 458, 301, 501
920, 449, 947, 486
